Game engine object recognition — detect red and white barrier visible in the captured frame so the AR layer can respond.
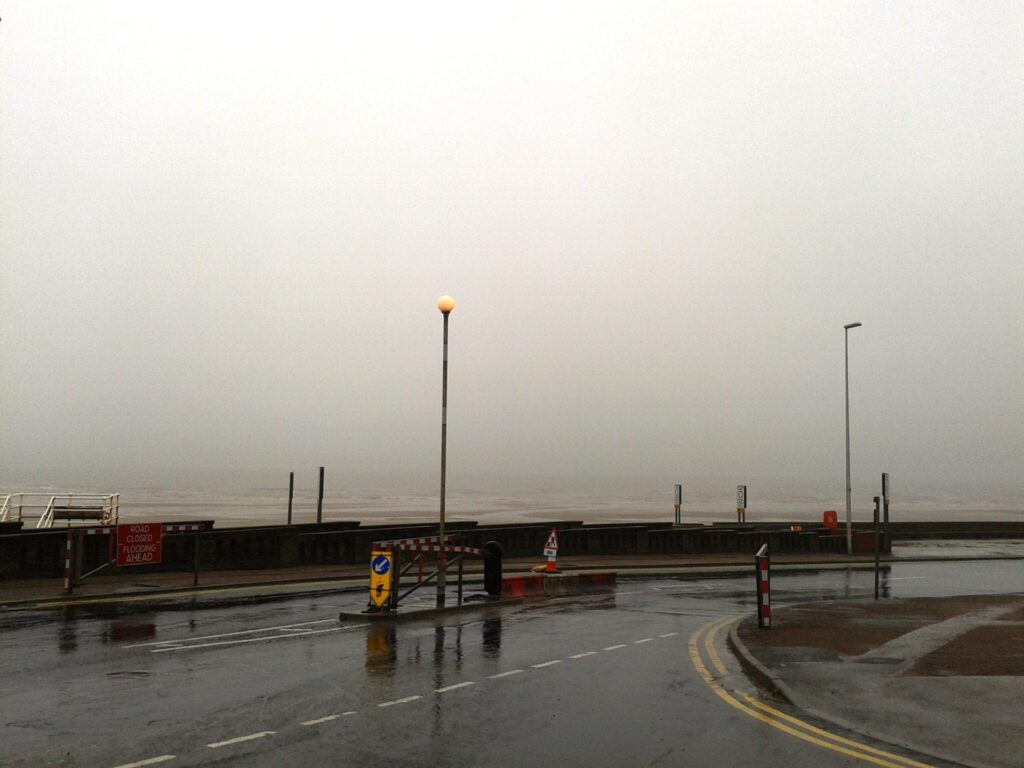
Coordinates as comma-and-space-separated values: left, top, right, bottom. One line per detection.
61, 523, 208, 595
162, 524, 205, 534
373, 535, 483, 556
400, 543, 482, 555
63, 531, 73, 593
755, 544, 771, 629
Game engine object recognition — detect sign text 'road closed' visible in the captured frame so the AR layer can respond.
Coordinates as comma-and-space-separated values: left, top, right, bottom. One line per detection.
117, 523, 163, 566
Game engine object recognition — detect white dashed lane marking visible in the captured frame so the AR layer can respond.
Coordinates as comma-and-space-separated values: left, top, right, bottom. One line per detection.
659, 632, 679, 638
603, 644, 627, 651
569, 651, 598, 659
207, 732, 275, 749
488, 669, 524, 678
532, 660, 562, 668
378, 695, 422, 708
301, 715, 340, 726
435, 682, 476, 693
112, 757, 175, 768
634, 638, 653, 644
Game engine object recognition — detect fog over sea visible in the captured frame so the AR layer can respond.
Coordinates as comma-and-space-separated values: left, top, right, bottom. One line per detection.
4, 6, 1022, 544
4, 475, 1021, 528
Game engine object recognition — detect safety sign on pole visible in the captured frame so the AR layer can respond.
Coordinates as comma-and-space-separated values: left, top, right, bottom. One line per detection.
369, 549, 394, 610
543, 528, 559, 573
736, 485, 747, 523
673, 484, 682, 525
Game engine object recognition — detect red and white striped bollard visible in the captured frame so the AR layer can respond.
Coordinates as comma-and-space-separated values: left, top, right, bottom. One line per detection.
755, 543, 771, 629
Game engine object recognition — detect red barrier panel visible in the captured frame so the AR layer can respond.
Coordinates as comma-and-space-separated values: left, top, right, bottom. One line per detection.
501, 572, 617, 599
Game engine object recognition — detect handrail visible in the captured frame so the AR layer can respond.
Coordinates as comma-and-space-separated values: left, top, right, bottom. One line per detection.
37, 496, 57, 528
0, 492, 120, 528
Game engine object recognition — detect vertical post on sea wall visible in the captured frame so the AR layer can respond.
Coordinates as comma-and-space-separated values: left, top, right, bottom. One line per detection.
288, 471, 294, 525
317, 466, 325, 524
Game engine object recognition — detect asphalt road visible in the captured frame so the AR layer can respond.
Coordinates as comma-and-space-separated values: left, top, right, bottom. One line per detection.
2, 560, 1021, 768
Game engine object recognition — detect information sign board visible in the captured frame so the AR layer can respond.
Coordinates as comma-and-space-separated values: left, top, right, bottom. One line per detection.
736, 485, 747, 509
116, 524, 163, 566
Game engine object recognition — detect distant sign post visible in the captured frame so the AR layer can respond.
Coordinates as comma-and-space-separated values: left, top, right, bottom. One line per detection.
736, 485, 748, 523
882, 473, 890, 530
116, 524, 163, 567
674, 484, 682, 525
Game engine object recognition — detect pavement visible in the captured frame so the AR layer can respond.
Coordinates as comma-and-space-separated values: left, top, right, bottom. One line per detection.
731, 593, 1024, 768
0, 551, 908, 609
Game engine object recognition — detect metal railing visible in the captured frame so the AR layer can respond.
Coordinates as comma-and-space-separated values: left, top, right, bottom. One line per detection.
0, 492, 120, 528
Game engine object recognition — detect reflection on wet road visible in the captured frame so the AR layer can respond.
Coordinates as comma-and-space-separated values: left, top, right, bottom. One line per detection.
0, 560, 1020, 767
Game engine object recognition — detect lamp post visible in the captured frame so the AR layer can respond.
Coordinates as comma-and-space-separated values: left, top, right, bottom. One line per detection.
844, 321, 862, 555
436, 295, 455, 608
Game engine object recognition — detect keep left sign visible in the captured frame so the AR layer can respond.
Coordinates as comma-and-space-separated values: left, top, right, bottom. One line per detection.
117, 523, 164, 566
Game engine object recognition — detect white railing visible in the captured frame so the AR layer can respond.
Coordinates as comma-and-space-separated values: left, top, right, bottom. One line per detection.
0, 493, 120, 528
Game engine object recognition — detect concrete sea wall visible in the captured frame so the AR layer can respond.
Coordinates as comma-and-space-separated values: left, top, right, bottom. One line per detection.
0, 517, 954, 581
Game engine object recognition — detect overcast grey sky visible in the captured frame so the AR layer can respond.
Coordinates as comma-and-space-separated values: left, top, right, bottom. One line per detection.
1, 2, 1021, 505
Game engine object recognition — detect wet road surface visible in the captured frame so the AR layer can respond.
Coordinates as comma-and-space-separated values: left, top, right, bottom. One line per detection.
2, 560, 1021, 768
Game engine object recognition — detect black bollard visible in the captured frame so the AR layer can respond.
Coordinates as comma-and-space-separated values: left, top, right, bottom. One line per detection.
483, 541, 503, 596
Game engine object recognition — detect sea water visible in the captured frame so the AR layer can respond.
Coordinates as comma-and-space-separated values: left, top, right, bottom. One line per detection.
3, 481, 1020, 528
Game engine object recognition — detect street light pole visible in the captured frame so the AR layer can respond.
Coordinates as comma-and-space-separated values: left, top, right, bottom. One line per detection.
844, 321, 862, 555
436, 295, 455, 608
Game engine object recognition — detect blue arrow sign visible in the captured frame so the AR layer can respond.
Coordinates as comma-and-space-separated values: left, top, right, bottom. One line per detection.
371, 554, 391, 575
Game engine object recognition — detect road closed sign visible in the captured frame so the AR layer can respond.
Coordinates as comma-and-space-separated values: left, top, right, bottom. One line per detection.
117, 524, 163, 566
369, 549, 393, 609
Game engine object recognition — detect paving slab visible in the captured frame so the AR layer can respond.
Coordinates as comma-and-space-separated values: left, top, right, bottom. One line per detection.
733, 594, 1024, 768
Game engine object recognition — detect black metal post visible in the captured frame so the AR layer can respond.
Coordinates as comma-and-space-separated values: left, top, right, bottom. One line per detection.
437, 310, 450, 608
882, 472, 890, 545
193, 531, 200, 587
873, 495, 881, 600
317, 466, 324, 524
457, 555, 464, 606
288, 471, 294, 525
390, 547, 401, 612
73, 533, 83, 588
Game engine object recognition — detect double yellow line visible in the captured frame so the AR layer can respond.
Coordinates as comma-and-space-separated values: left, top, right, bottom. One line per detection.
689, 616, 935, 768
